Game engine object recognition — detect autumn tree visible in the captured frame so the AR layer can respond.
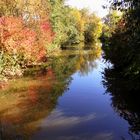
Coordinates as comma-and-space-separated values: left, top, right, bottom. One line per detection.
0, 0, 54, 79
84, 13, 102, 43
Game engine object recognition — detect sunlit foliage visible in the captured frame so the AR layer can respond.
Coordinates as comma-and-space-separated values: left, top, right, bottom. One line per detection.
0, 0, 54, 80
84, 13, 102, 43
0, 0, 103, 80
102, 10, 122, 38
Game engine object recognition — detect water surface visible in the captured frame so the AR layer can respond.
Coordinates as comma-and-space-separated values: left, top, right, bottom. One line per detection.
0, 52, 139, 140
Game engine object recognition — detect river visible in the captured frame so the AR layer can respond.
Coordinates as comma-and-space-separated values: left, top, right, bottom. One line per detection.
0, 51, 139, 140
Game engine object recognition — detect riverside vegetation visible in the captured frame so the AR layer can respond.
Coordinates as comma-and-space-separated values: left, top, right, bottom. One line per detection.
0, 0, 102, 81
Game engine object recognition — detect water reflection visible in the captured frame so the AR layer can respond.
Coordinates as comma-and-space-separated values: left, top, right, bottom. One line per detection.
42, 109, 96, 128
0, 75, 70, 139
103, 67, 140, 139
2, 45, 140, 139
0, 49, 101, 140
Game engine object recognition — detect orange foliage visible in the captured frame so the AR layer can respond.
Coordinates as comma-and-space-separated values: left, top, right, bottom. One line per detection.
0, 16, 54, 62
28, 69, 55, 103
40, 21, 55, 43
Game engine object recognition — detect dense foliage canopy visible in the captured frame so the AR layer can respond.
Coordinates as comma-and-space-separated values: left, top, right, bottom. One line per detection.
0, 0, 102, 80
102, 0, 140, 81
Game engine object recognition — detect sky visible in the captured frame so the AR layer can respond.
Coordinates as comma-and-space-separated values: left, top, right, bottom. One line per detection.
65, 0, 110, 18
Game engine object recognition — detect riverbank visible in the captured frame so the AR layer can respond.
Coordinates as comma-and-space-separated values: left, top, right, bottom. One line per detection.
0, 46, 102, 82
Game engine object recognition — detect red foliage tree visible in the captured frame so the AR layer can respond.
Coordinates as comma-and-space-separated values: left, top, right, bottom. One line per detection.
0, 16, 54, 64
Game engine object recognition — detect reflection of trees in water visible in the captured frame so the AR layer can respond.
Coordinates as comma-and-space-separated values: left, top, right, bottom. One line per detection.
0, 50, 101, 140
0, 72, 71, 140
76, 53, 98, 76
49, 49, 100, 77
103, 67, 140, 139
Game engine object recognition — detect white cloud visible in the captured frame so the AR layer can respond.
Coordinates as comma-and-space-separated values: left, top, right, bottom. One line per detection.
42, 109, 96, 128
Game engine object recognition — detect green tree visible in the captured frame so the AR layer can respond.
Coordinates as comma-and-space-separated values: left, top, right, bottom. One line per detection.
84, 13, 102, 43
102, 10, 122, 38
102, 0, 140, 91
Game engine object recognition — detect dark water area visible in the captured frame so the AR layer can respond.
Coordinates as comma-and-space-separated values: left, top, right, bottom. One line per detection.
0, 51, 140, 140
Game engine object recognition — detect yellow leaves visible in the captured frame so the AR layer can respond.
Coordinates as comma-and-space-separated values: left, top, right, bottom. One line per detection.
88, 15, 102, 40
22, 0, 48, 17
70, 9, 85, 32
69, 8, 103, 43
0, 0, 49, 21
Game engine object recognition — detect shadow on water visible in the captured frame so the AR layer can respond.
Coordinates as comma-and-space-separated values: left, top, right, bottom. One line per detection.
102, 67, 140, 140
0, 47, 101, 140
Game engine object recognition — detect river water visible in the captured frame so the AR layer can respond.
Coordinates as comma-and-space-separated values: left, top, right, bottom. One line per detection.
0, 52, 139, 140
